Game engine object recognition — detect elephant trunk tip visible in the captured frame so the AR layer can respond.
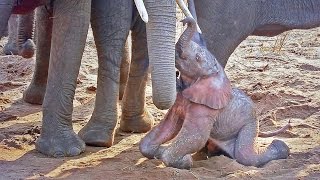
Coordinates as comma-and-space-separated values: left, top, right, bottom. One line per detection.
176, 17, 197, 50
180, 17, 197, 30
153, 99, 175, 110
152, 89, 176, 110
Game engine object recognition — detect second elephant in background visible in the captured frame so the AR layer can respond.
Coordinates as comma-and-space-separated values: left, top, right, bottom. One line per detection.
4, 12, 35, 58
191, 0, 320, 68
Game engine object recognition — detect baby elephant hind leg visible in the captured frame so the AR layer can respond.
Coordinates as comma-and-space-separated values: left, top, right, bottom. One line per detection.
160, 110, 214, 169
234, 122, 290, 167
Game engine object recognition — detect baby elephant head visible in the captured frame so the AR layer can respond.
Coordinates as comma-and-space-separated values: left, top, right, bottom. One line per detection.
175, 17, 232, 109
175, 17, 219, 80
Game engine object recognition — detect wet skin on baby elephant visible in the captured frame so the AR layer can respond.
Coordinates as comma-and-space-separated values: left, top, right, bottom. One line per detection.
139, 18, 290, 169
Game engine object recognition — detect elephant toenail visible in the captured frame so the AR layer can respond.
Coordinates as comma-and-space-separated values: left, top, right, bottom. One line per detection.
68, 147, 83, 156
53, 151, 65, 158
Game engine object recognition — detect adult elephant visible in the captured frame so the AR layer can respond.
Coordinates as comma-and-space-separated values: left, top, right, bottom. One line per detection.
0, 0, 48, 37
190, 0, 320, 68
0, 0, 92, 157
4, 12, 35, 58
78, 0, 180, 147
0, 0, 186, 157
2, 0, 181, 157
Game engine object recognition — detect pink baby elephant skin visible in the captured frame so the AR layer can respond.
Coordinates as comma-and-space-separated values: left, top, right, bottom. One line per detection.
139, 17, 289, 169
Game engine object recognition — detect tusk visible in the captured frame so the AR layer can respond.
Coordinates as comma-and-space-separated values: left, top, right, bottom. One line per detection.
134, 0, 149, 23
176, 0, 202, 33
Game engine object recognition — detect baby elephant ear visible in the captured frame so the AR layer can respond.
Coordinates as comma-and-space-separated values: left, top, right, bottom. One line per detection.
182, 67, 232, 109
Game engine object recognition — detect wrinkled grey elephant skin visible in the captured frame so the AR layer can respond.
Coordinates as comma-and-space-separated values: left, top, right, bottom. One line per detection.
0, 0, 91, 157
139, 18, 289, 169
78, 0, 177, 148
191, 0, 320, 68
0, 0, 49, 38
4, 12, 36, 58
0, 0, 176, 157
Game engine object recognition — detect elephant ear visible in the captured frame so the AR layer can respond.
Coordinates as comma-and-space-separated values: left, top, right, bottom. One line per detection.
182, 67, 232, 109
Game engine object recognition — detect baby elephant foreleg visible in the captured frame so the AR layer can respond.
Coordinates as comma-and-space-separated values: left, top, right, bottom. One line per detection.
235, 122, 290, 167
160, 105, 214, 169
139, 96, 185, 159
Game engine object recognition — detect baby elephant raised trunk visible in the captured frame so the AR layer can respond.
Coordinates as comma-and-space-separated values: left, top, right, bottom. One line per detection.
176, 17, 197, 50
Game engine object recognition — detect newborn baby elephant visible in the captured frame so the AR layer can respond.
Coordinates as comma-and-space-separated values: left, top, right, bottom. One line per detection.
139, 17, 290, 169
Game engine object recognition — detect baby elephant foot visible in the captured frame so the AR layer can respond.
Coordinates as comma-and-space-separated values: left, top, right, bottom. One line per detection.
3, 42, 18, 55
78, 119, 114, 147
161, 151, 193, 169
36, 129, 85, 157
19, 39, 35, 59
23, 83, 46, 105
270, 139, 290, 159
120, 109, 154, 133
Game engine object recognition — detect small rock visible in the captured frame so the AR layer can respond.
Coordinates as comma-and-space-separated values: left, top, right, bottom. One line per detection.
250, 91, 265, 101
86, 86, 97, 91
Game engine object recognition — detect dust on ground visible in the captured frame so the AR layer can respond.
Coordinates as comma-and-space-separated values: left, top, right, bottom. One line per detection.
0, 25, 320, 179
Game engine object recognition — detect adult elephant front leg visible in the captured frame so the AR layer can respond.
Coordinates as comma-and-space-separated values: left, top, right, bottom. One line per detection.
36, 0, 90, 157
120, 16, 153, 133
23, 6, 52, 105
119, 37, 131, 100
78, 0, 132, 147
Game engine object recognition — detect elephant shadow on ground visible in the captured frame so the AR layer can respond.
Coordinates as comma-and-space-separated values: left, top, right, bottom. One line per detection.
0, 98, 42, 121
0, 132, 166, 179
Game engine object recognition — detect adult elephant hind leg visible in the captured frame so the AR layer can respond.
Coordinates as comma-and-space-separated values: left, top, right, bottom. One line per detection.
4, 15, 18, 55
35, 0, 91, 157
78, 0, 132, 147
234, 122, 290, 167
120, 16, 153, 133
23, 6, 52, 105
17, 11, 36, 59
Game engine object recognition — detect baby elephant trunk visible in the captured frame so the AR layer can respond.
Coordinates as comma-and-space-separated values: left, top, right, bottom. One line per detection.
176, 17, 197, 51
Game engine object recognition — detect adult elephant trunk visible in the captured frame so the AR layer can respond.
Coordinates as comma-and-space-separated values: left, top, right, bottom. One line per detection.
0, 0, 14, 38
145, 0, 176, 110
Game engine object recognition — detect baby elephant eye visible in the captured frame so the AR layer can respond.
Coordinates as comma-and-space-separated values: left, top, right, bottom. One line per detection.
195, 54, 201, 62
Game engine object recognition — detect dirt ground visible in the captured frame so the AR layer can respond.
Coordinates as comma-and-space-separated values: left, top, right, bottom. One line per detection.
1, 22, 320, 179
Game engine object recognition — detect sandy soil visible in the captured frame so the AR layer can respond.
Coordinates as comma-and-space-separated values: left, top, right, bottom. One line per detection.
0, 23, 320, 179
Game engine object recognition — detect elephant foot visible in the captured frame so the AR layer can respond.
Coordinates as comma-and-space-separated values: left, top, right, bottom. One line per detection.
161, 150, 193, 169
270, 139, 290, 159
19, 39, 36, 59
36, 128, 85, 157
120, 109, 154, 133
78, 120, 114, 147
23, 83, 46, 105
3, 42, 18, 55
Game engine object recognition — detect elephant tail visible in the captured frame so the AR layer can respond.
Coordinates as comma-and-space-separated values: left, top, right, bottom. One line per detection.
258, 120, 292, 138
